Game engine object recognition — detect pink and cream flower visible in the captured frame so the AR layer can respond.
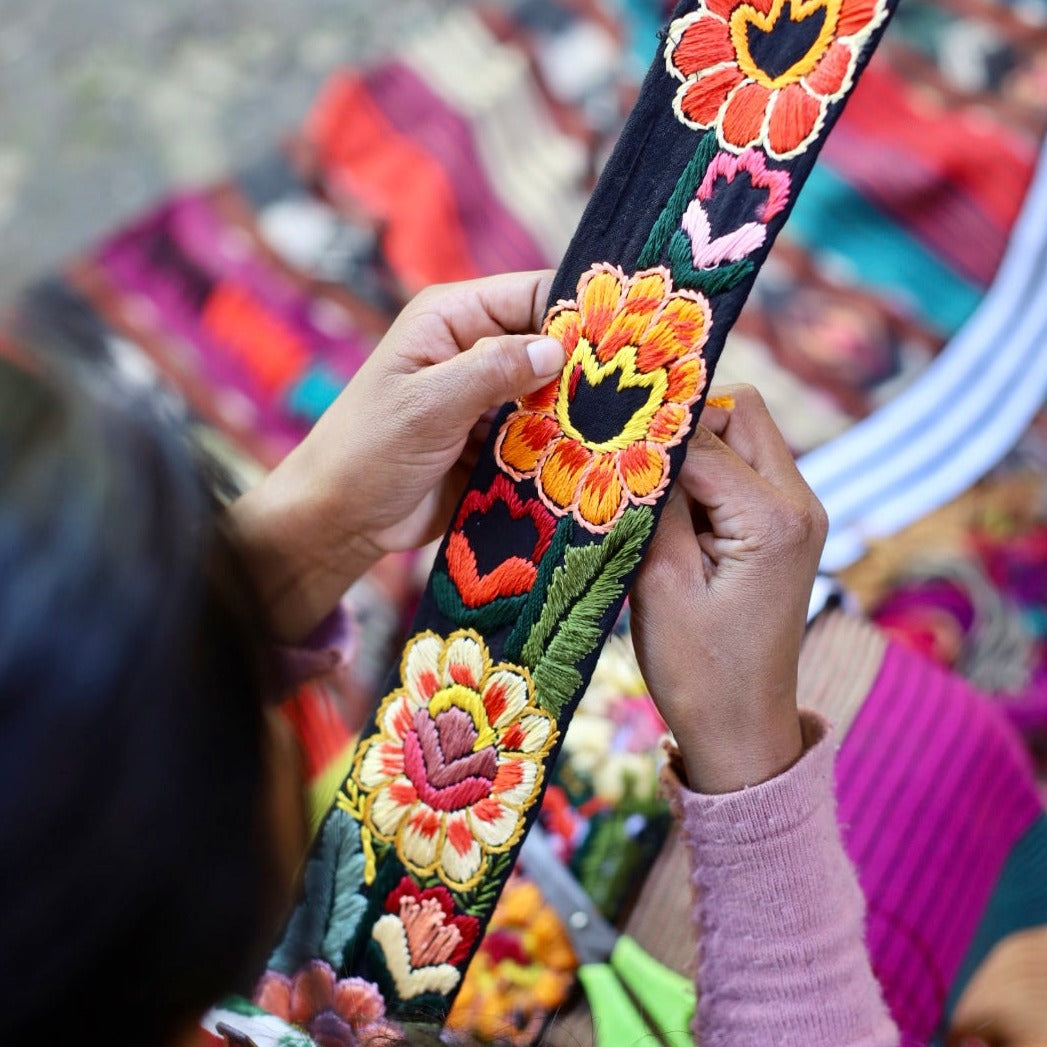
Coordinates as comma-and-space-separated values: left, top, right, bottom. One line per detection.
254, 960, 386, 1047
665, 0, 889, 159
351, 629, 557, 891
682, 149, 791, 268
372, 876, 480, 1001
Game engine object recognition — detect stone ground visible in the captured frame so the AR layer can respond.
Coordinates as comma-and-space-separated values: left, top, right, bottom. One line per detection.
0, 0, 463, 297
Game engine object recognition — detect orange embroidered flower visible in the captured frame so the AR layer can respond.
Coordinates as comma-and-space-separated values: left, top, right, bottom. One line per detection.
495, 264, 709, 533
446, 475, 556, 607
665, 0, 889, 159
447, 877, 577, 1045
350, 630, 557, 891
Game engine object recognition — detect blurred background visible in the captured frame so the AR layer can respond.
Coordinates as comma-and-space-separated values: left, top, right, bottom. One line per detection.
0, 0, 459, 293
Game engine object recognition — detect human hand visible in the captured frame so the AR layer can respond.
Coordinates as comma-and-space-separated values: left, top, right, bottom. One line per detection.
629, 385, 827, 793
230, 270, 565, 642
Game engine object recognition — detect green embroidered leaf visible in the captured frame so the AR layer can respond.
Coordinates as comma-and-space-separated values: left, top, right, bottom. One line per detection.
531, 660, 584, 719
431, 571, 529, 630
637, 131, 718, 269
667, 229, 754, 297
457, 851, 514, 918
320, 811, 369, 965
269, 807, 367, 974
521, 507, 654, 715
216, 995, 267, 1018
503, 516, 574, 662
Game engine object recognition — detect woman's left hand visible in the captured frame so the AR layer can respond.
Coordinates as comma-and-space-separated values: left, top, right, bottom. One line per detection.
229, 270, 564, 642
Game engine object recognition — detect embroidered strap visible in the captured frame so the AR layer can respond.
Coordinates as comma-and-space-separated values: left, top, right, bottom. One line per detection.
264, 0, 898, 1026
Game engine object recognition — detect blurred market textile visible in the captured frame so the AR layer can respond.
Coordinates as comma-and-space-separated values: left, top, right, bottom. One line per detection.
5, 0, 1047, 1044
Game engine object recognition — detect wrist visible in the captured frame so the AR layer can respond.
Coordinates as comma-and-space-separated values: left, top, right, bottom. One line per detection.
671, 696, 804, 794
227, 467, 378, 644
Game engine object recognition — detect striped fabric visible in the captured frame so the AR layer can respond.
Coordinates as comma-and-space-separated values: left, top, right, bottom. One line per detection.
800, 133, 1047, 571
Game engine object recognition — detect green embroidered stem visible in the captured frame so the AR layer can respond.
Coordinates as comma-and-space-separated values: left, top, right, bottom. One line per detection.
636, 131, 718, 269
503, 516, 574, 662
667, 229, 754, 295
522, 507, 654, 715
431, 571, 529, 631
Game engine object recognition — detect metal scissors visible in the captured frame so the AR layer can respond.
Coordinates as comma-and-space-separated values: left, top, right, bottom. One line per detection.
519, 822, 696, 1047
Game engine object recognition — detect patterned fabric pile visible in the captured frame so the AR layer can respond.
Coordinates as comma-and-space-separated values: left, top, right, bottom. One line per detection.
6, 0, 1047, 1045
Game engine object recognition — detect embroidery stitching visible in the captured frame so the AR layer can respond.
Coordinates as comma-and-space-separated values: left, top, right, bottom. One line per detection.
368, 877, 480, 1005
515, 507, 655, 716
264, 0, 900, 1023
253, 960, 387, 1045
665, 0, 889, 159
495, 264, 710, 534
348, 630, 558, 892
267, 807, 367, 976
433, 475, 557, 630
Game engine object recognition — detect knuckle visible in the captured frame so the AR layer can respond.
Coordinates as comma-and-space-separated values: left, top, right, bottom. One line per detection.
407, 279, 461, 315
775, 501, 818, 551
809, 497, 829, 544
406, 284, 439, 311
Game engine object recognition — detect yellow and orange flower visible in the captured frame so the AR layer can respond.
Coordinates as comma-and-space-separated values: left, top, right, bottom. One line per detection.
447, 877, 577, 1045
350, 630, 557, 891
495, 264, 710, 533
664, 0, 889, 159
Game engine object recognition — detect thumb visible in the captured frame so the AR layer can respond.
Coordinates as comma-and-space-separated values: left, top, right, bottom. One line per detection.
435, 333, 566, 417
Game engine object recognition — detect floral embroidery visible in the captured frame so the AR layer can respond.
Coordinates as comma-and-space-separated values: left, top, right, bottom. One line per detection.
371, 876, 480, 1001
495, 265, 709, 533
254, 960, 386, 1047
681, 149, 790, 268
433, 476, 559, 629
350, 630, 557, 890
665, 0, 888, 158
447, 877, 577, 1045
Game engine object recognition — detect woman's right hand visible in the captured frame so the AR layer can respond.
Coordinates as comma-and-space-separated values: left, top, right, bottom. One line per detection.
629, 385, 828, 794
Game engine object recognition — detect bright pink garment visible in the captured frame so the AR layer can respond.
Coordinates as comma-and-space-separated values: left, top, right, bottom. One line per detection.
667, 711, 899, 1047
834, 641, 1043, 1044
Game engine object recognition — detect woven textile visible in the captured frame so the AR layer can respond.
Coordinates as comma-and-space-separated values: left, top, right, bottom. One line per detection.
6, 0, 1047, 1043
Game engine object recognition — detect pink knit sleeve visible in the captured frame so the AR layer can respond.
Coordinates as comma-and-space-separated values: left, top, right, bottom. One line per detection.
665, 710, 899, 1047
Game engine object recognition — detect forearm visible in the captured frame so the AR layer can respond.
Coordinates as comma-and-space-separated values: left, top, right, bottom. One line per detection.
666, 710, 899, 1047
226, 458, 377, 644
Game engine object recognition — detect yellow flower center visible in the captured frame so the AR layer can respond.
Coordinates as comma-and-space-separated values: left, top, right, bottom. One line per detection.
428, 684, 497, 750
556, 341, 668, 453
731, 0, 840, 90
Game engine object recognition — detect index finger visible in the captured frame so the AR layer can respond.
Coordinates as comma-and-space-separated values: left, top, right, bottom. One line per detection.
409, 270, 556, 349
701, 384, 811, 502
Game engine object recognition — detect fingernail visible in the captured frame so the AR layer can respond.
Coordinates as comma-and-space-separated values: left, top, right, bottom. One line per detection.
526, 336, 566, 377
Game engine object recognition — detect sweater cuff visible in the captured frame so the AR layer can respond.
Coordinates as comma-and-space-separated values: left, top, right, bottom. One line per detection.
661, 710, 833, 847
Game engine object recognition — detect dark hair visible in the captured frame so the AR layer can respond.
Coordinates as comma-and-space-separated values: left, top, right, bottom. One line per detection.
0, 352, 281, 1043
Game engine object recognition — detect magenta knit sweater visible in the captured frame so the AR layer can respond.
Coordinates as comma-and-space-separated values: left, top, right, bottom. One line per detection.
666, 711, 900, 1046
